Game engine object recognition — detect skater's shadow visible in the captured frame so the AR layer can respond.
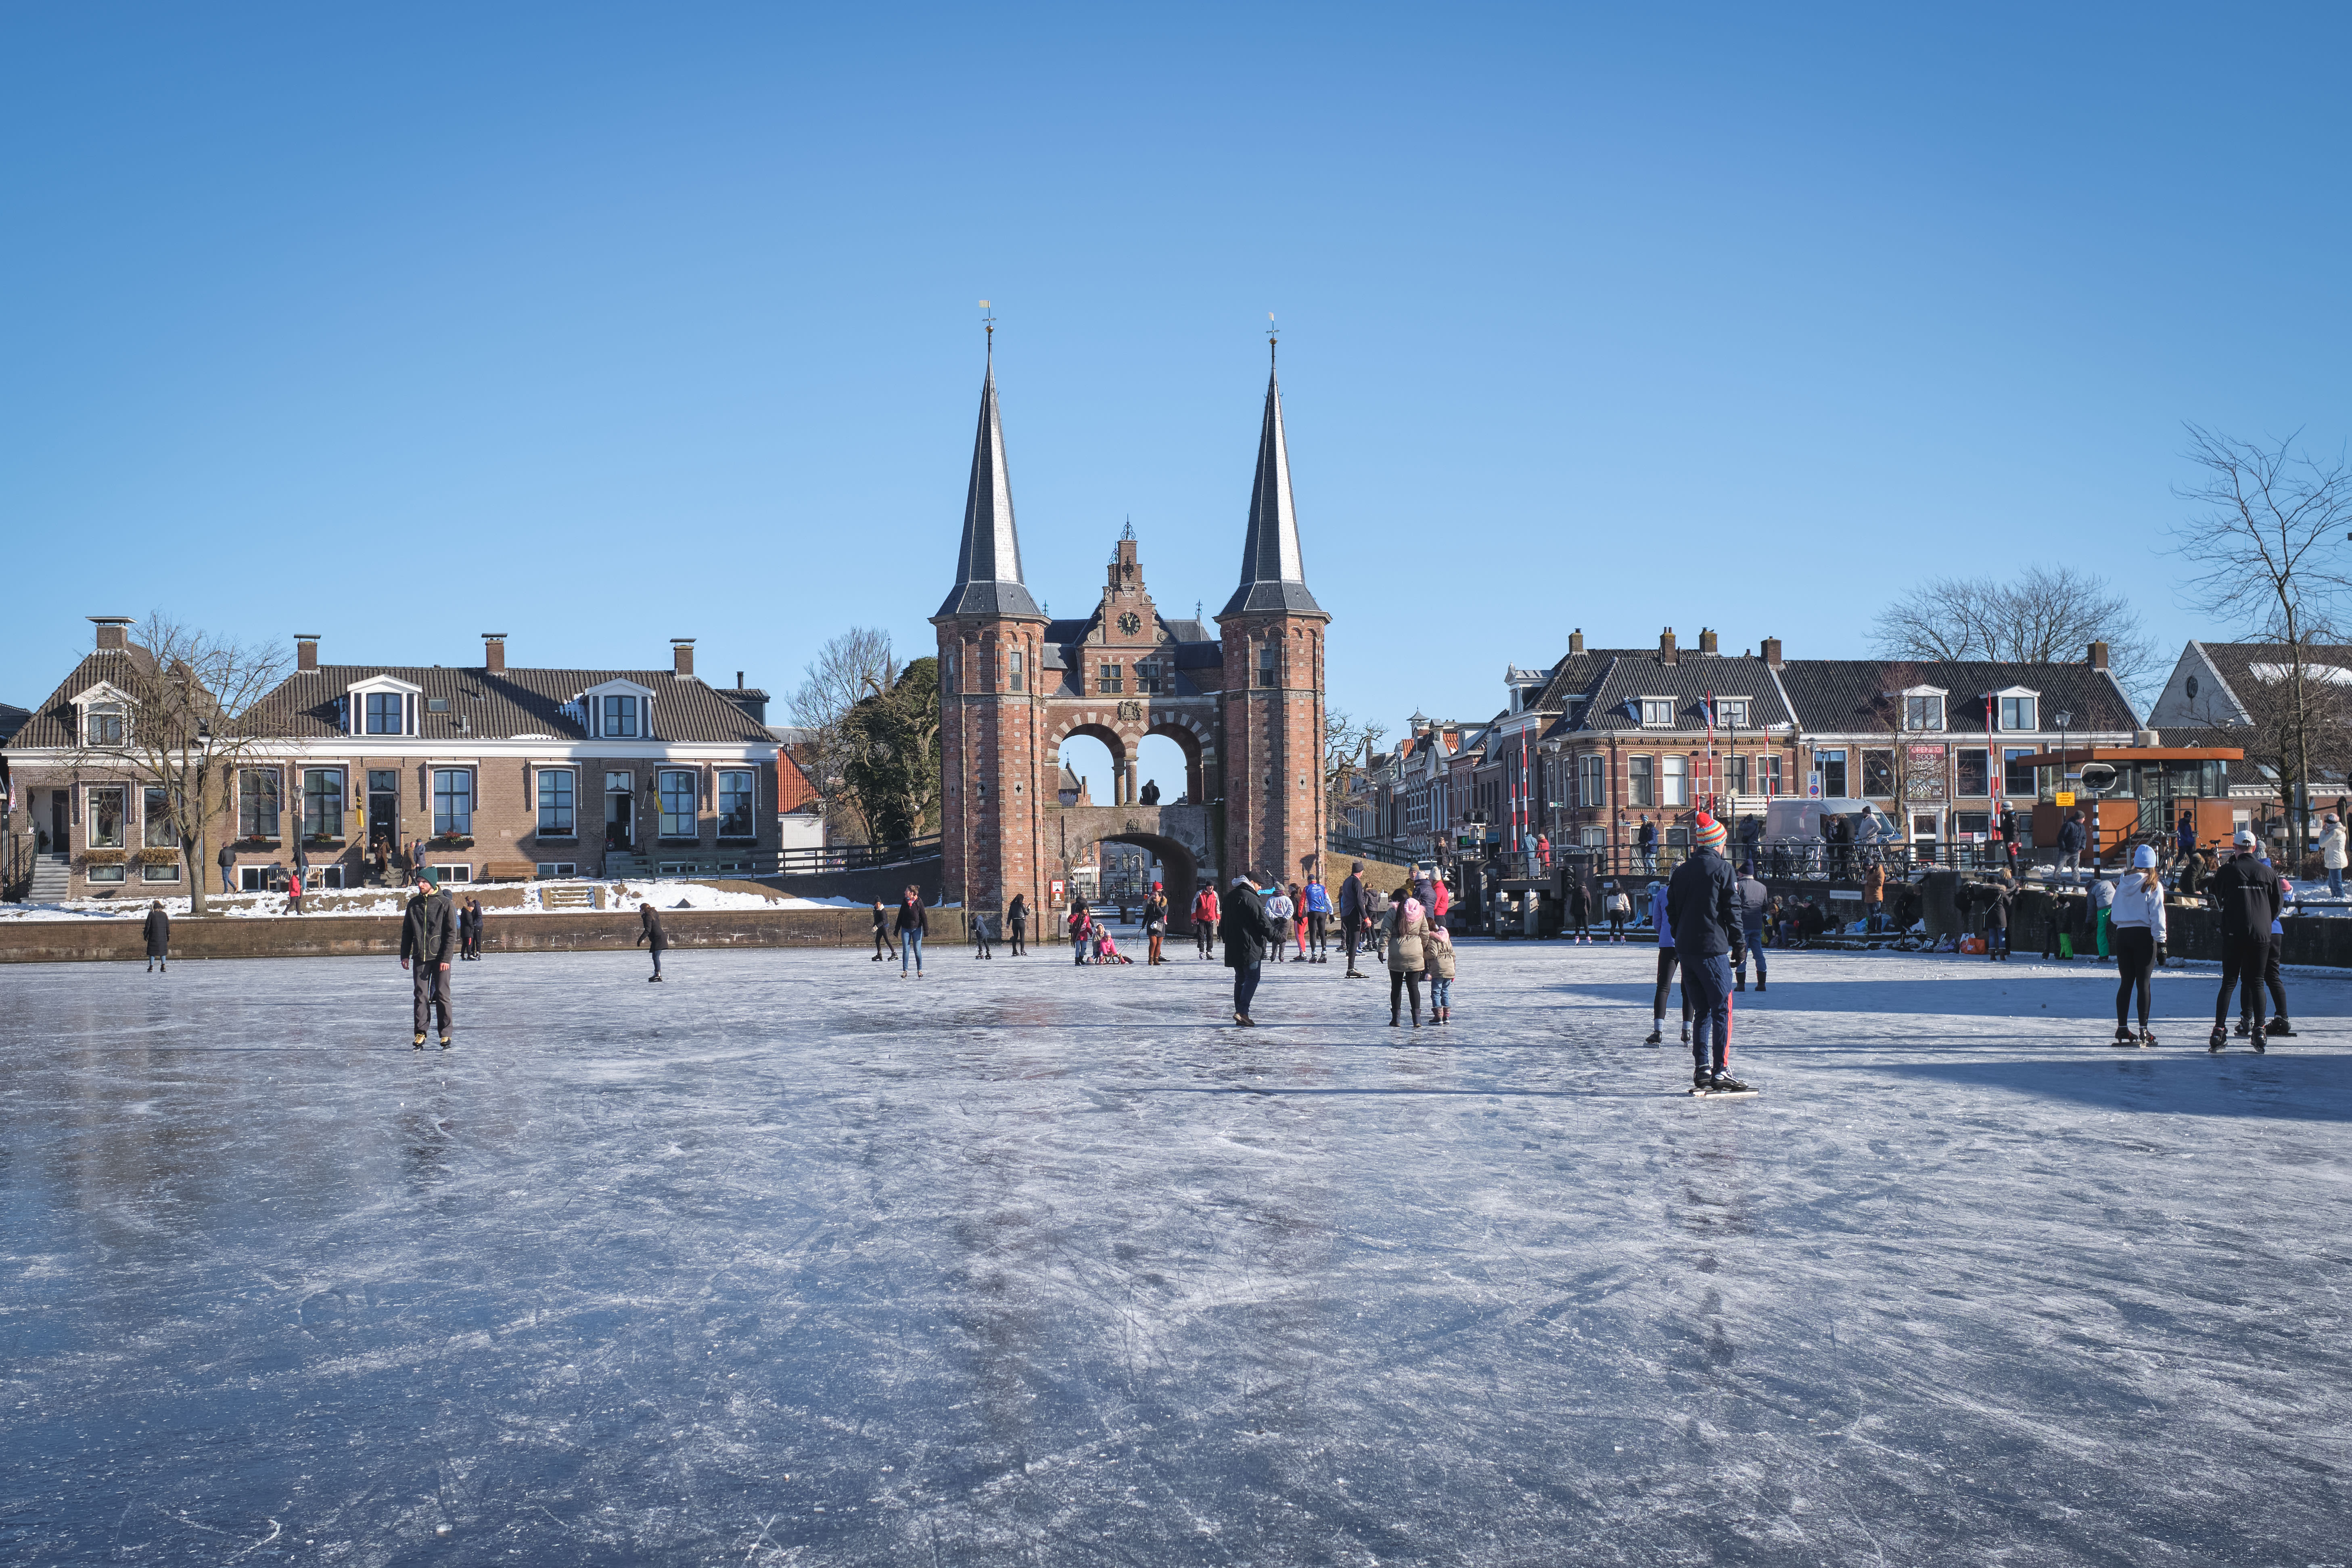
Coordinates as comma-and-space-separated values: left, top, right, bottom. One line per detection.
1816, 1057, 2352, 1123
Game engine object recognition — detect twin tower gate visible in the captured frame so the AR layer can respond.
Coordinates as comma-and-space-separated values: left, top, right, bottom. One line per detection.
932, 341, 1331, 932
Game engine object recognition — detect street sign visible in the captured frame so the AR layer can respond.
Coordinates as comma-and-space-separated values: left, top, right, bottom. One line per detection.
2055, 791, 2075, 807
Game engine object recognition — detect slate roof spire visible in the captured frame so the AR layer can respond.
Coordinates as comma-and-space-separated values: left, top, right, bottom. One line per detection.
1220, 339, 1324, 618
937, 327, 1043, 620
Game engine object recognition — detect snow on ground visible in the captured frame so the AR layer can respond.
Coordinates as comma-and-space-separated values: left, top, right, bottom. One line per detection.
0, 879, 859, 920
4, 941, 2346, 1564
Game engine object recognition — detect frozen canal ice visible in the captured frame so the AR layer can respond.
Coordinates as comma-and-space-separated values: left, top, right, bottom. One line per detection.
4, 941, 2348, 1565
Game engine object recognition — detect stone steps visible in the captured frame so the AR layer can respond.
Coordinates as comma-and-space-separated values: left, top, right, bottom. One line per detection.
29, 855, 71, 901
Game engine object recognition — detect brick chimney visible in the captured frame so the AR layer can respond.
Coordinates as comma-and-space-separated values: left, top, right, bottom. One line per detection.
1699, 627, 1719, 656
2088, 640, 2109, 670
295, 633, 320, 673
90, 615, 132, 651
671, 638, 696, 678
1568, 628, 1585, 656
482, 633, 507, 673
1761, 636, 1783, 669
1660, 627, 1678, 665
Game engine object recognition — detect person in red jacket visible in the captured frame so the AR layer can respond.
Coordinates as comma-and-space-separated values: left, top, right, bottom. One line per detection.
1192, 882, 1220, 959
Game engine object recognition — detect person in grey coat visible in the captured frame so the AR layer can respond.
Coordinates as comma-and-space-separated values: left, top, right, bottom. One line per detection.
143, 900, 170, 973
638, 901, 669, 982
217, 839, 236, 894
399, 875, 456, 1046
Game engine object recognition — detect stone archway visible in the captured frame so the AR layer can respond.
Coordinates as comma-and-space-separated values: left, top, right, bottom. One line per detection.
1046, 802, 1215, 932
1050, 721, 1129, 804
1142, 717, 1210, 805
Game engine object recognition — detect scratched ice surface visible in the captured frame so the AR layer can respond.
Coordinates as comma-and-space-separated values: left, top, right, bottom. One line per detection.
3, 942, 2347, 1566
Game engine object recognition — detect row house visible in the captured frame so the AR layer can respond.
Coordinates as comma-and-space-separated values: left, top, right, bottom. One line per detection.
1429, 627, 2141, 863
5, 619, 809, 899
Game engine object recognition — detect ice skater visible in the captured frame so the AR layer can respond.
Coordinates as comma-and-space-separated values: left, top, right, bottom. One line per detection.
1263, 883, 1294, 962
1338, 862, 1368, 974
1387, 885, 1430, 1029
2237, 854, 2296, 1039
400, 873, 456, 1046
1733, 862, 1769, 992
2110, 846, 2164, 1047
1563, 873, 1593, 944
972, 906, 995, 959
1143, 882, 1168, 965
870, 899, 896, 963
1425, 920, 1455, 1024
1304, 874, 1331, 961
1007, 892, 1028, 956
460, 896, 484, 960
1668, 813, 1751, 1094
1219, 872, 1278, 1026
1643, 879, 1693, 1047
2208, 830, 2279, 1051
1193, 882, 1220, 960
1604, 881, 1630, 942
895, 885, 927, 977
637, 900, 669, 981
143, 900, 169, 973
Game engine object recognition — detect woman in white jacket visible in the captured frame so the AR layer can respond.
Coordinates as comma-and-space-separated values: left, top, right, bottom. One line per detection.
2319, 811, 2346, 899
2110, 844, 2168, 1047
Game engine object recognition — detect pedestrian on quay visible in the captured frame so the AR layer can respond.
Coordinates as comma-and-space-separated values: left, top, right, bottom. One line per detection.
972, 904, 995, 960
2321, 812, 2347, 899
1219, 872, 1279, 1027
1338, 861, 1368, 975
1638, 817, 1659, 875
2208, 829, 2281, 1051
1263, 883, 1294, 962
2110, 846, 2166, 1046
287, 868, 305, 916
1007, 892, 1029, 956
143, 899, 170, 973
1193, 882, 1219, 960
895, 885, 928, 978
1424, 920, 1456, 1024
2058, 810, 2087, 885
1667, 812, 1750, 1094
217, 838, 236, 895
870, 899, 896, 964
1982, 870, 2015, 962
1733, 862, 1769, 992
1564, 871, 1593, 944
1603, 880, 1631, 942
1304, 873, 1332, 962
637, 900, 669, 983
2176, 808, 2198, 863
1537, 834, 1551, 874
1861, 858, 1885, 932
1143, 882, 1169, 965
401, 873, 457, 1046
1387, 885, 1431, 1029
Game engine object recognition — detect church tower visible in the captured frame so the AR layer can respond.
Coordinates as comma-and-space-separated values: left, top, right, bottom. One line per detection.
1215, 344, 1330, 886
933, 333, 1050, 920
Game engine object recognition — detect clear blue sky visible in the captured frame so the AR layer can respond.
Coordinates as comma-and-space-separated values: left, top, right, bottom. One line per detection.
6, 4, 2350, 743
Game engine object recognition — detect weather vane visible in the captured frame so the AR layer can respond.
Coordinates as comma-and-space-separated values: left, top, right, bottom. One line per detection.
1267, 311, 1277, 363
980, 299, 995, 355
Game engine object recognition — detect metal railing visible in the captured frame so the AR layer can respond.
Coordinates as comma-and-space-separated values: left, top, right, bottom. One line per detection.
1476, 838, 2059, 885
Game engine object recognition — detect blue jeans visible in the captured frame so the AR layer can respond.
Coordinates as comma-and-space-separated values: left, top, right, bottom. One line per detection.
1685, 953, 1735, 1075
1428, 976, 1452, 1010
1232, 963, 1262, 1018
1734, 927, 1766, 984
901, 930, 923, 973
2330, 868, 2344, 899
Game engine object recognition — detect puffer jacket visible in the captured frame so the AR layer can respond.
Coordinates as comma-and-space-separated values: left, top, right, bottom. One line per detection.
1423, 928, 1456, 980
2206, 853, 2282, 939
2323, 824, 2348, 870
1387, 908, 1428, 973
2109, 873, 2168, 941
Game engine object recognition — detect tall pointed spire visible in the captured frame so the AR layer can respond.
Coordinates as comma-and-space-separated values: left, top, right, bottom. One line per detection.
937, 329, 1042, 620
1219, 339, 1323, 618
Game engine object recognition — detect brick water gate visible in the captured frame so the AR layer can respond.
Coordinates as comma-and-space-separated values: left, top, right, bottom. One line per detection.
932, 336, 1330, 925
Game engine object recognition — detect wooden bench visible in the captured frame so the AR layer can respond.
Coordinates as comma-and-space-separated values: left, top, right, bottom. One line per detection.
480, 860, 537, 883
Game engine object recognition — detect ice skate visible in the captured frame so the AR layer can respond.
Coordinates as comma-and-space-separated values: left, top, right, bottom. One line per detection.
2111, 1026, 2137, 1047
413, 1032, 426, 1049
1679, 1023, 1691, 1045
2251, 1024, 2266, 1054
1705, 1072, 1756, 1097
439, 1033, 452, 1048
2233, 1018, 2251, 1037
1643, 1027, 1664, 1046
2208, 1024, 2227, 1053
2264, 1019, 2295, 1037
2138, 1029, 2157, 1048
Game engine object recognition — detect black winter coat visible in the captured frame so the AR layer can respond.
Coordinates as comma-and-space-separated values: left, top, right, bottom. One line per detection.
2206, 854, 2282, 939
893, 899, 928, 934
2058, 819, 2086, 853
638, 907, 669, 951
1665, 849, 1744, 960
1219, 884, 1278, 968
143, 908, 170, 957
401, 891, 456, 965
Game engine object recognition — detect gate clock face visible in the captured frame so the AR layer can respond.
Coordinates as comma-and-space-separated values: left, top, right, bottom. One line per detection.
1116, 612, 1141, 635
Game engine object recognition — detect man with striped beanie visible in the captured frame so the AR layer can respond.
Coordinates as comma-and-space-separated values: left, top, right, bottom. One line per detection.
1666, 811, 1753, 1094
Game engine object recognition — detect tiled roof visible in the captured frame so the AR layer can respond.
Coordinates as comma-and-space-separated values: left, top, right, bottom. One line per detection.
236, 665, 776, 745
0, 701, 32, 747
1773, 659, 2137, 736
1532, 649, 1652, 711
2185, 642, 2352, 725
10, 648, 165, 749
1570, 654, 1798, 734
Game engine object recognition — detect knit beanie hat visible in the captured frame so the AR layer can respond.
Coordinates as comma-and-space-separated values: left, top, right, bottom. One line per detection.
2132, 845, 2158, 869
1693, 812, 1728, 853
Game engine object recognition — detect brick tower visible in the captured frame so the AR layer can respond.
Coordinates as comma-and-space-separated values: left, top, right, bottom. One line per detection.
1215, 343, 1330, 887
932, 333, 1050, 920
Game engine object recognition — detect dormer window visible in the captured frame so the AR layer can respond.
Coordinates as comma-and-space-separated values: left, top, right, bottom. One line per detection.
1715, 699, 1749, 729
1639, 698, 1674, 728
603, 694, 640, 738
1902, 690, 1947, 731
365, 694, 401, 734
86, 702, 125, 745
1998, 692, 2038, 731
347, 675, 422, 736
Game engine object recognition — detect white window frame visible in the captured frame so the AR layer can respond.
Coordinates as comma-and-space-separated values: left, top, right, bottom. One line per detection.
656, 768, 699, 840
348, 675, 423, 736
86, 784, 130, 849
1639, 697, 1674, 728
431, 768, 476, 837
1955, 747, 1991, 798
141, 859, 182, 883
300, 766, 347, 841
1628, 755, 1655, 808
71, 680, 136, 748
535, 861, 578, 878
237, 767, 284, 840
1900, 685, 1949, 732
144, 785, 179, 848
1661, 754, 1689, 807
715, 768, 757, 840
1994, 688, 2040, 732
1714, 698, 1750, 729
537, 767, 577, 837
1815, 748, 1849, 797
578, 679, 657, 740
1578, 753, 1606, 809
430, 863, 474, 884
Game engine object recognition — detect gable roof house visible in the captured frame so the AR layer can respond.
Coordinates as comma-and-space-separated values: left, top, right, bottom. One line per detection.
4, 620, 786, 901
2146, 640, 2352, 804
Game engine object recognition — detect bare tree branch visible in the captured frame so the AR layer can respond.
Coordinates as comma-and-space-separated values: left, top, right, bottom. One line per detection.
785, 627, 897, 842
1871, 564, 2157, 700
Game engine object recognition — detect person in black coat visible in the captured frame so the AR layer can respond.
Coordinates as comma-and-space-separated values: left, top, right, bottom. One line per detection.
893, 885, 928, 977
1007, 892, 1028, 957
2207, 832, 2283, 1048
1218, 874, 1280, 1026
1666, 815, 1748, 1091
400, 875, 457, 1045
637, 901, 669, 982
143, 900, 170, 973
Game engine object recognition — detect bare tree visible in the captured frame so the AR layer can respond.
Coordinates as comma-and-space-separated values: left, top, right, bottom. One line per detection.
59, 614, 287, 916
2170, 425, 2352, 859
1323, 709, 1387, 829
785, 627, 897, 843
1871, 564, 2157, 698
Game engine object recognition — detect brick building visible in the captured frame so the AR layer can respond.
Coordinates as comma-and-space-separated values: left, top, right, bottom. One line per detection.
5, 619, 803, 899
